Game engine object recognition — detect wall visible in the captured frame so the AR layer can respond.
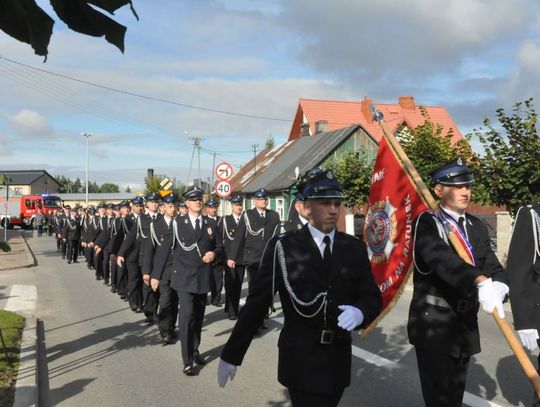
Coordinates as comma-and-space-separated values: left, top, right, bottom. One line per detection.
496, 211, 512, 265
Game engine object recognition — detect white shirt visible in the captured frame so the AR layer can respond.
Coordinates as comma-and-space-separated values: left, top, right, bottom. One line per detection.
440, 204, 468, 238
307, 223, 336, 257
299, 215, 309, 226
188, 213, 203, 230
256, 209, 266, 218
164, 215, 173, 227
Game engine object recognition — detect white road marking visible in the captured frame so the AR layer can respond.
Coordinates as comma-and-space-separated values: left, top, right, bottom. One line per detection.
4, 284, 37, 312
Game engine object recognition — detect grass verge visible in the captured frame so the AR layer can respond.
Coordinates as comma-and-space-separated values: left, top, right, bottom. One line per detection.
0, 310, 25, 407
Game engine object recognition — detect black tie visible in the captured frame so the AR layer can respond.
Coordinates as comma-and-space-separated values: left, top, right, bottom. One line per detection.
195, 218, 201, 239
260, 211, 265, 219
458, 217, 466, 234
152, 215, 156, 221
323, 235, 332, 269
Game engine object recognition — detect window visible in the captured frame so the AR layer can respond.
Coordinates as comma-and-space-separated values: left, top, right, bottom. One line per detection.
276, 198, 284, 220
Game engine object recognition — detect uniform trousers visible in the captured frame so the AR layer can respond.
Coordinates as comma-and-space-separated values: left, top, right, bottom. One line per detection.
177, 291, 207, 365
103, 249, 113, 286
157, 279, 178, 336
60, 238, 67, 258
94, 250, 104, 280
116, 263, 127, 296
245, 262, 260, 296
85, 245, 94, 269
288, 388, 344, 407
142, 282, 159, 321
210, 263, 224, 304
126, 260, 143, 308
224, 264, 245, 315
66, 240, 79, 262
415, 347, 470, 407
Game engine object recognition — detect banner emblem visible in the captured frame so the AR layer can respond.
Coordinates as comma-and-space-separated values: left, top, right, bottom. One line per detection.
366, 197, 397, 264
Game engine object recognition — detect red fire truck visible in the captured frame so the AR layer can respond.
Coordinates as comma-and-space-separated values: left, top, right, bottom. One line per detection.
0, 194, 63, 229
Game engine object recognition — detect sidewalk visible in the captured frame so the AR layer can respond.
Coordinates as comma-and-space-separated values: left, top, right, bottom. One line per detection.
0, 230, 37, 270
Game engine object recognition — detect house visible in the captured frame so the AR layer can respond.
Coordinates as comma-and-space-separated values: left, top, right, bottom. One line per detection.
0, 170, 60, 195
289, 96, 463, 144
226, 125, 377, 232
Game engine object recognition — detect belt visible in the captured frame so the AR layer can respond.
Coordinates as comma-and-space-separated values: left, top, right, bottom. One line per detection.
283, 325, 349, 345
419, 294, 476, 313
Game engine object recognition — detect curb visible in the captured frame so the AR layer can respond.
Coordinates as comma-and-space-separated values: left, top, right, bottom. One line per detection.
13, 311, 37, 407
20, 231, 38, 268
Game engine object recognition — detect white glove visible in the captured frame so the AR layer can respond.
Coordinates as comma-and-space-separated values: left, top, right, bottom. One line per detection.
477, 278, 505, 318
517, 329, 539, 351
217, 359, 237, 388
337, 305, 364, 331
492, 281, 509, 299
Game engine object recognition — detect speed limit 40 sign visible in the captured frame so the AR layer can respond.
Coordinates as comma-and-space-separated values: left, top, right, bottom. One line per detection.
214, 180, 232, 198
215, 162, 234, 181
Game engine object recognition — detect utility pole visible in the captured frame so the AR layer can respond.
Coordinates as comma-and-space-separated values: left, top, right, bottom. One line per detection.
81, 133, 94, 205
252, 144, 259, 174
187, 136, 203, 187
210, 152, 217, 191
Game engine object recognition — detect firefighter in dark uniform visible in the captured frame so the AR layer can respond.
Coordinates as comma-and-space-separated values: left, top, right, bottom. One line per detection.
153, 186, 223, 376
227, 188, 281, 296
218, 168, 382, 407
117, 196, 145, 312
82, 207, 98, 269
220, 194, 245, 320
96, 204, 117, 290
283, 191, 310, 233
112, 201, 132, 299
139, 192, 162, 324
206, 197, 224, 307
506, 202, 540, 406
59, 206, 70, 258
93, 204, 109, 282
63, 208, 81, 264
407, 158, 509, 407
149, 193, 179, 344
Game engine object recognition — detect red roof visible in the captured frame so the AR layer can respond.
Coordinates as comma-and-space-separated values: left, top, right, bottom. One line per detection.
289, 96, 463, 144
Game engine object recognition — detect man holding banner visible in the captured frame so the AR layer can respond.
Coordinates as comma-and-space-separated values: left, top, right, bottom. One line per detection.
407, 159, 508, 406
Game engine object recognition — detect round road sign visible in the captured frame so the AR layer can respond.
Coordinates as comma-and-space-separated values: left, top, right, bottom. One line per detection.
215, 162, 234, 181
214, 180, 233, 198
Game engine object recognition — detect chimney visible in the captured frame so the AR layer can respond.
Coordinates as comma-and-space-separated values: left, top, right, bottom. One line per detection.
315, 120, 328, 134
399, 96, 416, 110
360, 97, 373, 122
147, 168, 154, 180
300, 122, 311, 137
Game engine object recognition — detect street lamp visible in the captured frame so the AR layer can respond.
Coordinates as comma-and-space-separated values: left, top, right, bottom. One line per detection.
81, 133, 95, 205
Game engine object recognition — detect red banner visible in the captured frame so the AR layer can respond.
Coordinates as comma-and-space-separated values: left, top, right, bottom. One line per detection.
364, 136, 427, 330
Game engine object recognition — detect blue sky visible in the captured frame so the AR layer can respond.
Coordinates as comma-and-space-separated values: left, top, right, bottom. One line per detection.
0, 0, 539, 192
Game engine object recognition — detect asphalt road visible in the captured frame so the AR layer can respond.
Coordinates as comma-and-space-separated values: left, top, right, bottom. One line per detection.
5, 234, 536, 406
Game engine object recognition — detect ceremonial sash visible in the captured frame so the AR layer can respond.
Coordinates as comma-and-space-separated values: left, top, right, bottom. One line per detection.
435, 210, 476, 266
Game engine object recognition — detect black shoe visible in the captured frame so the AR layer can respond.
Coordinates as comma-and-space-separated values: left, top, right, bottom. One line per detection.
130, 305, 138, 312
161, 333, 175, 346
111, 287, 117, 293
144, 316, 155, 325
67, 260, 71, 264
103, 279, 109, 285
183, 364, 196, 376
73, 260, 79, 263
228, 312, 238, 321
193, 351, 205, 366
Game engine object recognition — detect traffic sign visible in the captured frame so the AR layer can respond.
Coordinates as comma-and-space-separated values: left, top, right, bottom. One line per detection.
215, 162, 234, 181
160, 177, 173, 190
214, 180, 232, 198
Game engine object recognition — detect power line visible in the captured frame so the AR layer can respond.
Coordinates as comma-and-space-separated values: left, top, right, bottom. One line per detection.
0, 55, 291, 123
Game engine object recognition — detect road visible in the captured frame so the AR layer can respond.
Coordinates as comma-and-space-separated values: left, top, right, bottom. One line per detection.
0, 233, 535, 406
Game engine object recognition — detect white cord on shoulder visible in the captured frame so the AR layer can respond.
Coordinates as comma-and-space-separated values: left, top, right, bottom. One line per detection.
274, 239, 327, 318
150, 221, 160, 247
532, 208, 540, 263
223, 216, 235, 241
172, 219, 202, 257
244, 212, 264, 237
412, 212, 449, 275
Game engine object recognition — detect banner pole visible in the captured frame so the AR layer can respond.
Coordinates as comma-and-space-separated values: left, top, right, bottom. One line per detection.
370, 105, 540, 398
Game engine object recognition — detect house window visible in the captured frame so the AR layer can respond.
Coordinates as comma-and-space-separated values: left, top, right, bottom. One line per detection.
276, 198, 284, 220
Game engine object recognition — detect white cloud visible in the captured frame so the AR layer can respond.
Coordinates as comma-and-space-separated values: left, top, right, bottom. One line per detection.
8, 109, 53, 138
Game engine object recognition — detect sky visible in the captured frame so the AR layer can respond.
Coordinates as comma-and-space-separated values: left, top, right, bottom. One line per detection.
0, 0, 539, 192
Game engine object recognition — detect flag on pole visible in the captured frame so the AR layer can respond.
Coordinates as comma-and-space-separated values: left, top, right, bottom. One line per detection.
363, 136, 428, 332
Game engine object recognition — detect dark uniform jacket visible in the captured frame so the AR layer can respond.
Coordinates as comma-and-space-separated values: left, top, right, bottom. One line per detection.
153, 215, 224, 294
62, 217, 81, 241
141, 213, 163, 275
95, 216, 113, 248
83, 215, 99, 244
107, 216, 131, 255
118, 214, 142, 262
149, 217, 174, 282
228, 208, 280, 266
221, 225, 382, 395
219, 214, 242, 259
507, 203, 540, 331
407, 210, 506, 357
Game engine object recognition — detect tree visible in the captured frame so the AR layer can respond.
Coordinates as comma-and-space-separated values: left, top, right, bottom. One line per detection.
398, 109, 486, 201
0, 0, 139, 60
145, 173, 167, 194
88, 181, 100, 193
125, 185, 131, 193
72, 177, 83, 193
99, 183, 119, 193
322, 150, 374, 208
473, 98, 540, 215
265, 134, 275, 149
